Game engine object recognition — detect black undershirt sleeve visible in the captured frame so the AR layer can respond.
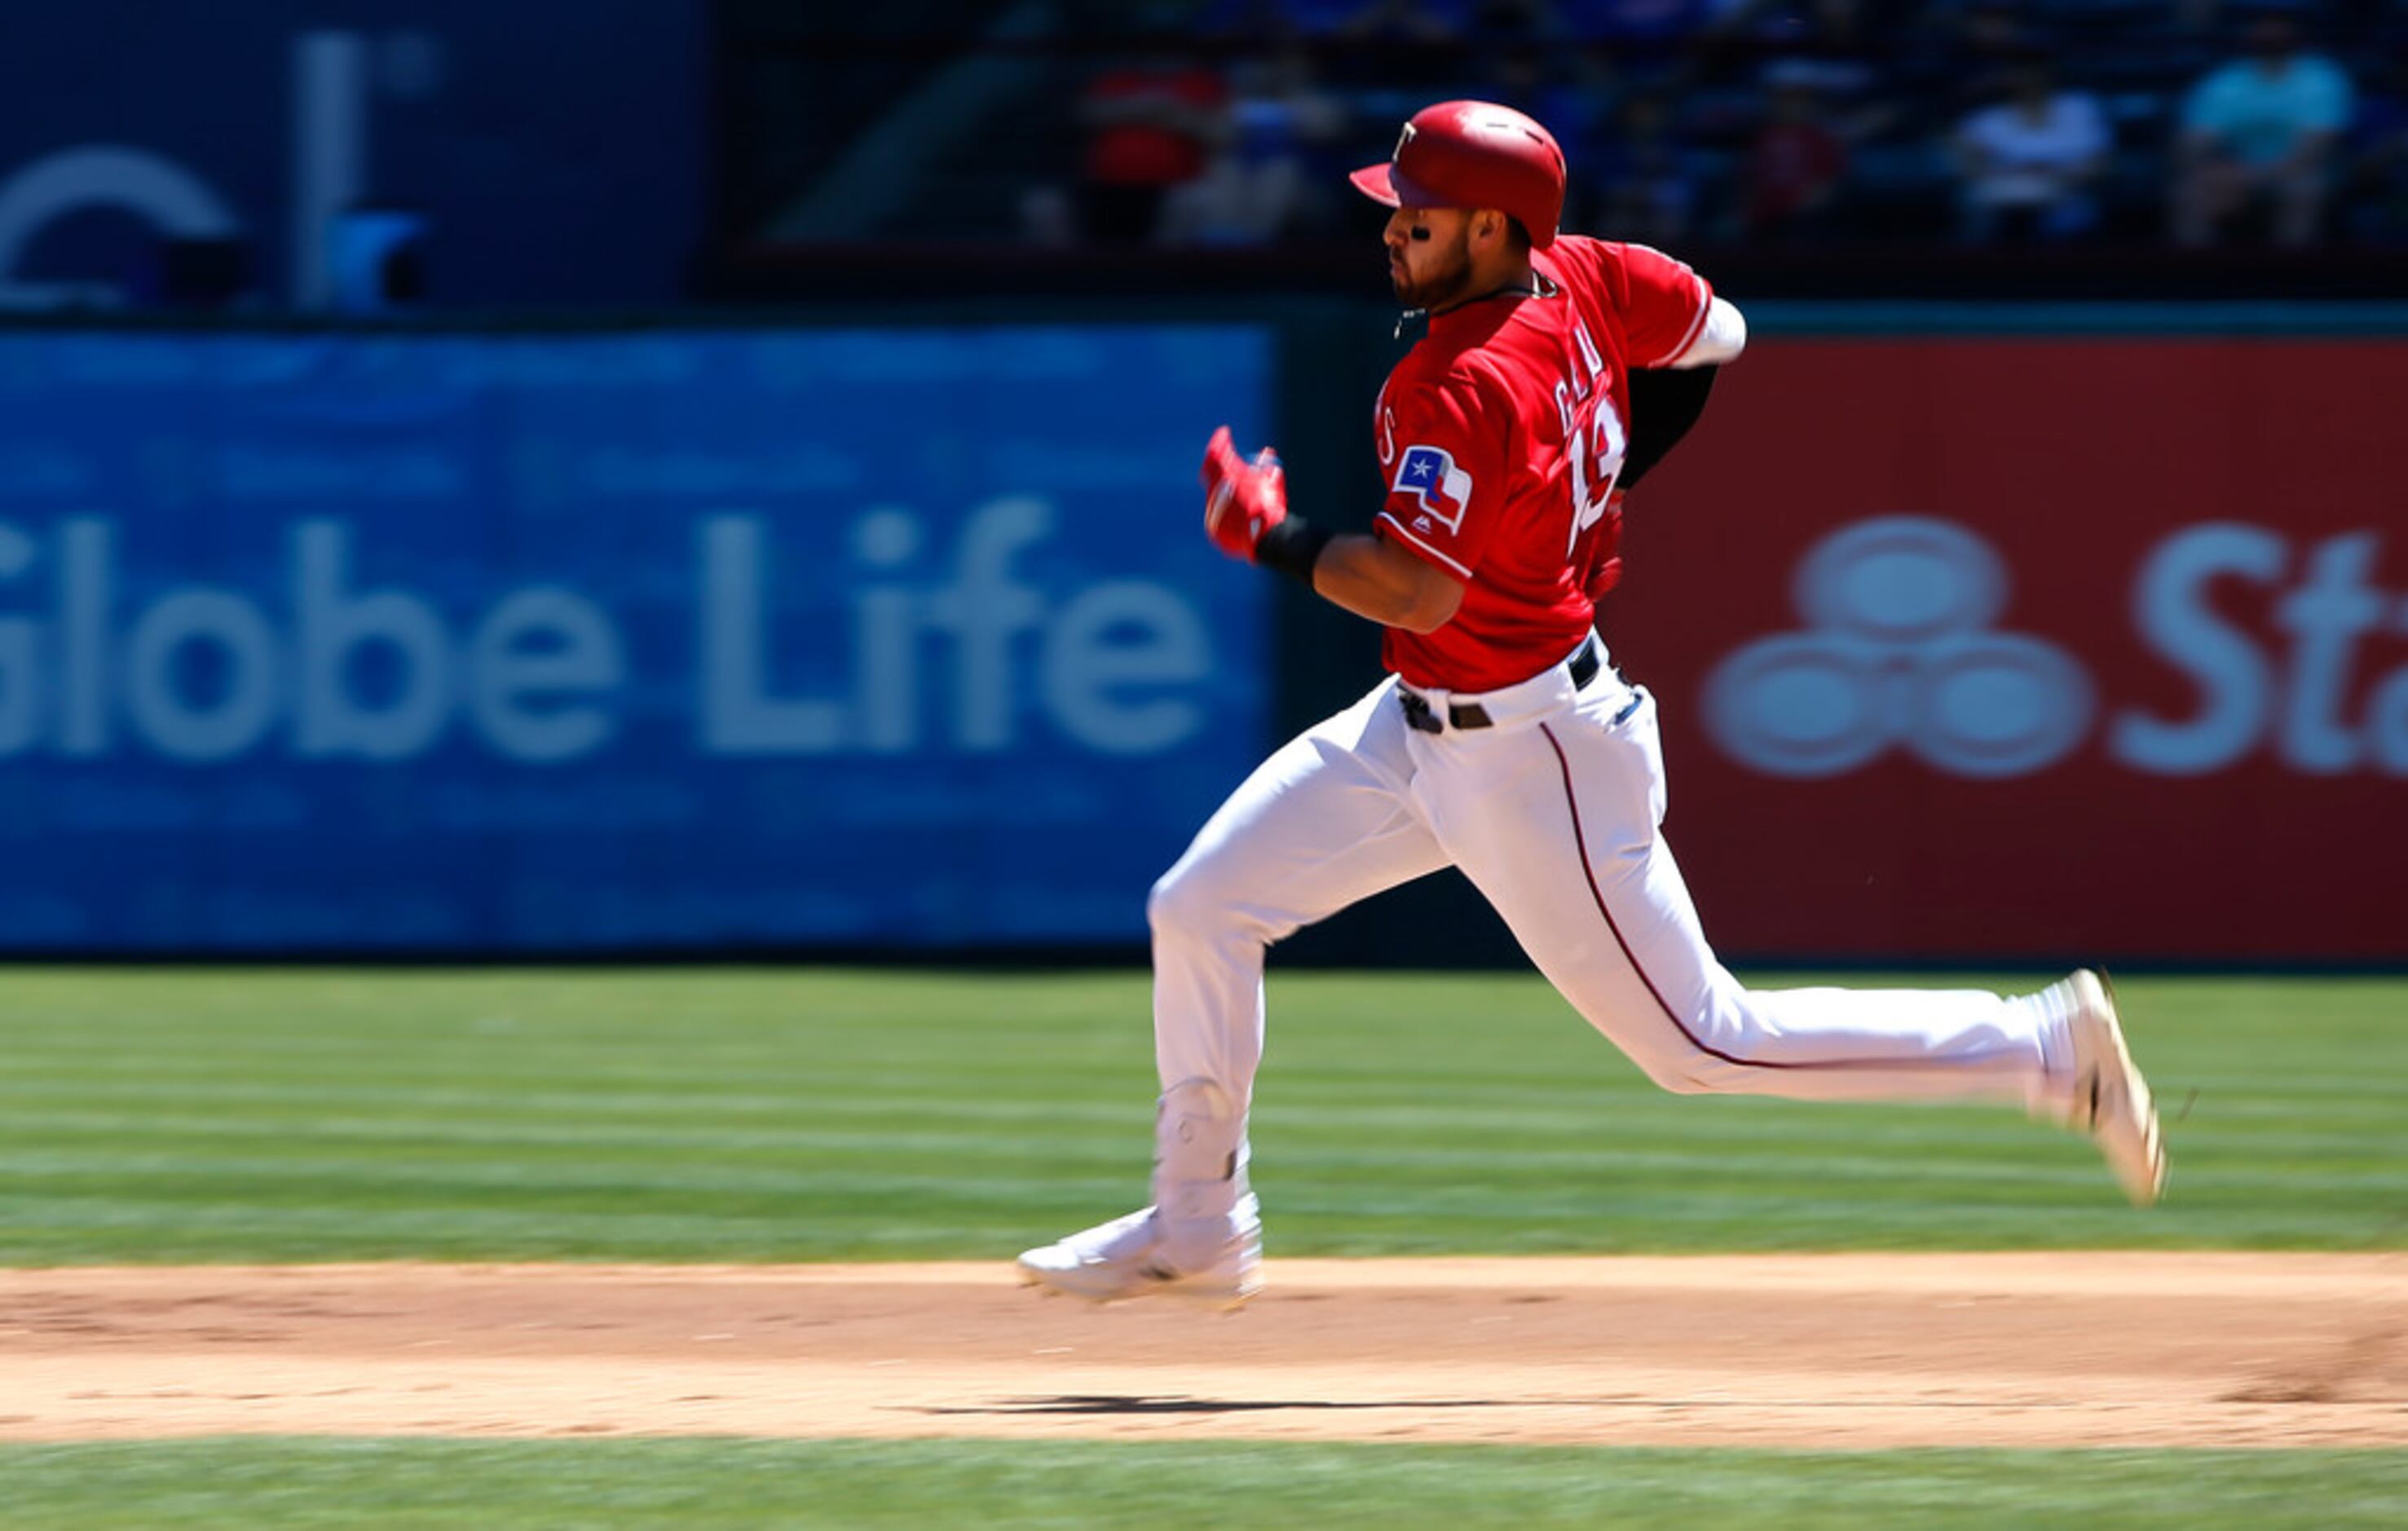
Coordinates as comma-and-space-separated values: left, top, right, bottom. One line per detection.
1618, 365, 1719, 490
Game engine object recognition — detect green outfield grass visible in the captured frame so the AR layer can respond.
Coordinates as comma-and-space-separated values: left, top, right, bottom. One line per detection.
0, 967, 2401, 1263
3, 968, 2401, 1527
0, 1439, 2401, 1529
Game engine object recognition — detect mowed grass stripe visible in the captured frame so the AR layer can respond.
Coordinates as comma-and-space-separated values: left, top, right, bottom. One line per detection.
0, 1091, 2208, 1148
1, 968, 2401, 1263
20, 1193, 2327, 1261
12, 1100, 2401, 1191
6, 1195, 1017, 1242
17, 1135, 2399, 1196
9, 1074, 2397, 1137
0, 1439, 2402, 1530
2, 1092, 1066, 1128
0, 1165, 2214, 1216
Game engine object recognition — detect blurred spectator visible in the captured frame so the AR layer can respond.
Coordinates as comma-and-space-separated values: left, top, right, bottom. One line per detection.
1742, 67, 1851, 239
1709, 0, 1885, 57
1333, 0, 1473, 39
328, 208, 430, 313
1163, 44, 1349, 244
1314, 0, 1476, 86
2341, 54, 2408, 242
1203, 0, 1466, 35
1074, 49, 1234, 245
1554, 0, 1716, 45
1585, 92, 1703, 242
2172, 0, 2234, 39
1470, 0, 1568, 35
2170, 10, 2354, 247
1951, 49, 2110, 243
1903, 0, 2038, 117
1479, 38, 1607, 150
1718, 1, 1893, 130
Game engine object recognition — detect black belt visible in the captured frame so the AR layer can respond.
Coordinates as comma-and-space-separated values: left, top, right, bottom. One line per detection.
1400, 638, 1603, 734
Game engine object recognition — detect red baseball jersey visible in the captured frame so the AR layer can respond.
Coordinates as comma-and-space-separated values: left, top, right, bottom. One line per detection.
1373, 235, 1713, 692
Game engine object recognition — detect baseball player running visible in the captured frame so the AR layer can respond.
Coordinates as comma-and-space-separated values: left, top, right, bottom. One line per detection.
1018, 100, 2166, 1310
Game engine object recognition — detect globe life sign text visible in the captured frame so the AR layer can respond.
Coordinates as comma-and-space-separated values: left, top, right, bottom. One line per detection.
0, 501, 1214, 764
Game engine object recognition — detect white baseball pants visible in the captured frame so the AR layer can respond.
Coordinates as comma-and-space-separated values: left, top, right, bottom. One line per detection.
1144, 639, 2079, 1255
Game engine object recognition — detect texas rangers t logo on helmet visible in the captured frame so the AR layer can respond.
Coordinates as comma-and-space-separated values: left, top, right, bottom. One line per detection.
1394, 443, 1471, 532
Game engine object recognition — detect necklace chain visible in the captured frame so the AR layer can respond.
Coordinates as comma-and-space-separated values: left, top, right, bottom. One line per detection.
1394, 274, 1556, 339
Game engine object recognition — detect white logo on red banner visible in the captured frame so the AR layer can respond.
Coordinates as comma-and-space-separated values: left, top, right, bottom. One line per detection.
1704, 518, 2094, 779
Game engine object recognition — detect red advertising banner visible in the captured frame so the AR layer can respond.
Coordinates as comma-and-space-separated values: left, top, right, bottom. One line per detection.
1604, 335, 2408, 962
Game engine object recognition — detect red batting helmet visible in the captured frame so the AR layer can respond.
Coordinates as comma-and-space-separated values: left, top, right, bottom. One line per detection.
1349, 99, 1567, 247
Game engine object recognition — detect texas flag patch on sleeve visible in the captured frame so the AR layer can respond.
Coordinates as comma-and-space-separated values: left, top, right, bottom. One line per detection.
1392, 444, 1472, 533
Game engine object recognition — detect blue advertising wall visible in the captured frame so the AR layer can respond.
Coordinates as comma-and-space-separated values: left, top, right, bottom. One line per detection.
0, 2, 702, 307
0, 324, 1271, 951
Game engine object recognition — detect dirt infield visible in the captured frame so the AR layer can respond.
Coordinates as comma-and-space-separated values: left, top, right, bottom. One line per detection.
2, 1255, 2402, 1448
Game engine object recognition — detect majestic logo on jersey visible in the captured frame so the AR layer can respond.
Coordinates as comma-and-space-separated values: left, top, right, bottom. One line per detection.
1704, 518, 2093, 779
1393, 444, 1471, 533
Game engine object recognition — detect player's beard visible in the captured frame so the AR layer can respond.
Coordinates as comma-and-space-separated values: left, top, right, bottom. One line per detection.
1391, 227, 1475, 311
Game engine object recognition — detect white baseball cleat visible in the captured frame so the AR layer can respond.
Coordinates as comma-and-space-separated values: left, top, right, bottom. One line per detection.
2047, 968, 2168, 1207
1016, 1198, 1263, 1312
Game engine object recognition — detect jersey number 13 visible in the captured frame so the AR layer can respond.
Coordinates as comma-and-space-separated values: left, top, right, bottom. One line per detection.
1554, 318, 1627, 557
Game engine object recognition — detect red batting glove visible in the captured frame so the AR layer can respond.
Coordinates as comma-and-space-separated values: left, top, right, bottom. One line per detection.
1201, 425, 1287, 562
